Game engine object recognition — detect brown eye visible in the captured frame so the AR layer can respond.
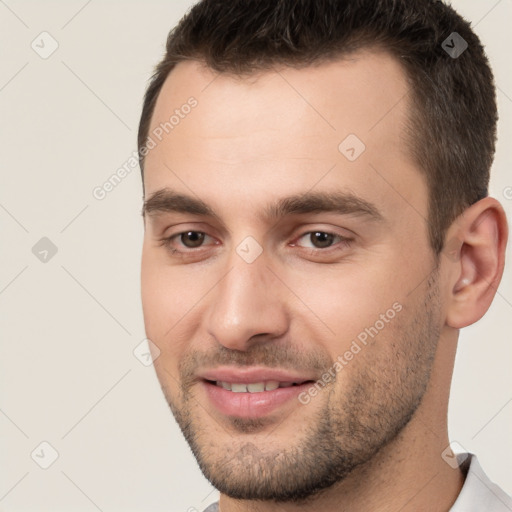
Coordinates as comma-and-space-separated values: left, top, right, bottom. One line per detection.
292, 230, 353, 256
309, 232, 335, 248
297, 231, 338, 249
180, 231, 205, 248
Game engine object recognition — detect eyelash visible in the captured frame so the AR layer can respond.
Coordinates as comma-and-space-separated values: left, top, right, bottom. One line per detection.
157, 230, 353, 257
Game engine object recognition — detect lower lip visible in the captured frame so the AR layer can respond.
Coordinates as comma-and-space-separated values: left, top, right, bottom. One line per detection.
201, 381, 313, 418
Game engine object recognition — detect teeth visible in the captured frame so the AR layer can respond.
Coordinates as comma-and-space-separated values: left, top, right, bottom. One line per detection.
265, 380, 280, 391
215, 380, 300, 392
247, 382, 265, 392
231, 383, 248, 393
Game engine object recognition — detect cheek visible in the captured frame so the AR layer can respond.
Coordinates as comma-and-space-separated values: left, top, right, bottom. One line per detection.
141, 248, 187, 353
285, 261, 405, 350
141, 246, 216, 360
141, 255, 188, 399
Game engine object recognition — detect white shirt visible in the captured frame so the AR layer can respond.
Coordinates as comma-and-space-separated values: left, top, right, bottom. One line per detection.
450, 453, 512, 511
202, 452, 512, 511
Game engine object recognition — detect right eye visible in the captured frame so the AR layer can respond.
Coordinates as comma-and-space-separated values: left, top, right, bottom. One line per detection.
158, 230, 219, 255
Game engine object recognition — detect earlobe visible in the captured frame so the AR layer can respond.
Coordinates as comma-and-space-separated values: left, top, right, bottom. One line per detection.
444, 197, 508, 329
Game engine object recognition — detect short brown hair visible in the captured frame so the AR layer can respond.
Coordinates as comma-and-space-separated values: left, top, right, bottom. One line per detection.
138, 0, 497, 254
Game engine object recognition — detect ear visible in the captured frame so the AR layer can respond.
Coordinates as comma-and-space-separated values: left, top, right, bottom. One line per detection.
443, 197, 508, 329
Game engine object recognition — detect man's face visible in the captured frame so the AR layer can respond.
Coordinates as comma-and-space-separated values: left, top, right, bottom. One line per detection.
141, 51, 444, 501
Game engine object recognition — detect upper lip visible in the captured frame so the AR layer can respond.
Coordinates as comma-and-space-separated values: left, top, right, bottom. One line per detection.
198, 366, 317, 384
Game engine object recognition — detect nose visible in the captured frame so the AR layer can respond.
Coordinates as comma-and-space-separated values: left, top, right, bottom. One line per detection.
205, 252, 289, 351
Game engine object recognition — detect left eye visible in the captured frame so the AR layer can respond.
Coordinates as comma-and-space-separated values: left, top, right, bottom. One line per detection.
176, 231, 208, 248
294, 231, 348, 249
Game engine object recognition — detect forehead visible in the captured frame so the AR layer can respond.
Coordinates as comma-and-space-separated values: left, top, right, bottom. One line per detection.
143, 51, 428, 224
148, 50, 411, 147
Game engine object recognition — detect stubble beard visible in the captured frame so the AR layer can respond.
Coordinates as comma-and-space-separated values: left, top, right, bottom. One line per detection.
161, 270, 442, 503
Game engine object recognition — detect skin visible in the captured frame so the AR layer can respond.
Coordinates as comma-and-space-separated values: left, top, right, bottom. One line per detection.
140, 50, 508, 511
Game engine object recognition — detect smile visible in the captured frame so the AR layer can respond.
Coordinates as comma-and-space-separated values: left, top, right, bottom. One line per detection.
213, 380, 308, 392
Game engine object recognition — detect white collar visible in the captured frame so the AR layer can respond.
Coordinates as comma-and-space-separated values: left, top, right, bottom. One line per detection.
450, 453, 512, 511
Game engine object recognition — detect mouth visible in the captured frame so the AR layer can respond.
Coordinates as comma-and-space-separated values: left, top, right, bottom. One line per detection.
198, 368, 318, 419
207, 380, 312, 392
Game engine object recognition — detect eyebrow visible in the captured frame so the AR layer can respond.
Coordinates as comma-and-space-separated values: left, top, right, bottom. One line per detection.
142, 188, 384, 223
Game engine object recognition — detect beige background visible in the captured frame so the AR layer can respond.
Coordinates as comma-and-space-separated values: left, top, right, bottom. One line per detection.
0, 1, 511, 511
